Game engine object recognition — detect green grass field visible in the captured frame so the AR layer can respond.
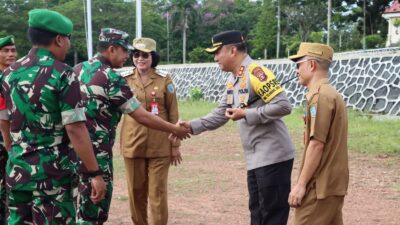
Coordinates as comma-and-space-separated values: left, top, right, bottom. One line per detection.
178, 101, 400, 156
113, 101, 399, 175
109, 101, 399, 224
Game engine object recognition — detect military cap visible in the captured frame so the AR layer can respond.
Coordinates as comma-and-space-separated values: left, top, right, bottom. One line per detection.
205, 30, 245, 54
99, 28, 134, 51
28, 9, 73, 36
0, 35, 15, 49
289, 42, 334, 62
132, 37, 156, 53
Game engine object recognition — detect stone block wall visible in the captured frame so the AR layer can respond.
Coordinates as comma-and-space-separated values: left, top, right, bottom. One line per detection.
123, 48, 400, 115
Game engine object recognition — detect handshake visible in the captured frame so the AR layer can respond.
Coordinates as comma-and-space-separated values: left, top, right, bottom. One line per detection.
169, 121, 192, 141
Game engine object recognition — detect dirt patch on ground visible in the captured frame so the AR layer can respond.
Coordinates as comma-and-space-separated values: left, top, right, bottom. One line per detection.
107, 125, 400, 225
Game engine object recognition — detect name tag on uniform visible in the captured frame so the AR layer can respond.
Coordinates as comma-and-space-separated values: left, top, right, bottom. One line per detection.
238, 89, 248, 94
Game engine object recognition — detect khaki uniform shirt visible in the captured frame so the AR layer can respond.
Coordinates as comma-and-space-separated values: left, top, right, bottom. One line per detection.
302, 78, 349, 199
120, 68, 180, 158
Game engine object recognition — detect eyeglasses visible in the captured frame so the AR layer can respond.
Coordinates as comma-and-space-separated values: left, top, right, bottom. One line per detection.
133, 51, 150, 59
295, 59, 311, 69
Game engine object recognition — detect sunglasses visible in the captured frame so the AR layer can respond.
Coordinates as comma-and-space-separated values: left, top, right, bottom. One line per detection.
295, 59, 311, 69
133, 51, 150, 59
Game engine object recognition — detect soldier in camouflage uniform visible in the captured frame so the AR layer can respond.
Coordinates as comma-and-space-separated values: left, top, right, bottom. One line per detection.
0, 9, 106, 225
0, 34, 17, 225
74, 28, 190, 225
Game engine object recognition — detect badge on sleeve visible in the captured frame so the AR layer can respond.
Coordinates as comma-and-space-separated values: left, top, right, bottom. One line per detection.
310, 105, 317, 117
251, 67, 267, 81
248, 63, 284, 104
167, 83, 175, 93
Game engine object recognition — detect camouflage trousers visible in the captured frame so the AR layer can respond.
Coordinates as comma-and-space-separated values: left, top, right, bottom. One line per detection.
76, 155, 113, 225
0, 145, 7, 225
7, 186, 76, 225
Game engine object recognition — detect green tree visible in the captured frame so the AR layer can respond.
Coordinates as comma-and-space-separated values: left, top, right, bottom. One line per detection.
344, 0, 392, 36
364, 34, 385, 48
282, 0, 326, 41
0, 0, 47, 55
52, 0, 86, 64
249, 0, 277, 59
188, 47, 213, 63
309, 31, 325, 43
166, 0, 199, 64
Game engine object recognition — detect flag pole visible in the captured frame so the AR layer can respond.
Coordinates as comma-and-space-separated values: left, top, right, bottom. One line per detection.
136, 0, 142, 38
86, 0, 93, 59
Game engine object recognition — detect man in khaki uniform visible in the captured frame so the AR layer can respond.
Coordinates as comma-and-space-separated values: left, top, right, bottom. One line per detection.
288, 42, 349, 225
120, 37, 181, 225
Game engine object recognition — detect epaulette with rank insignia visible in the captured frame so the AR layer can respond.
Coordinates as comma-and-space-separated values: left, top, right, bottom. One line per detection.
119, 69, 133, 78
155, 69, 169, 77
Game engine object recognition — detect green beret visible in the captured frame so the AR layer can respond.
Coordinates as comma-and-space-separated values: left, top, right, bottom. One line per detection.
28, 9, 73, 36
0, 35, 15, 49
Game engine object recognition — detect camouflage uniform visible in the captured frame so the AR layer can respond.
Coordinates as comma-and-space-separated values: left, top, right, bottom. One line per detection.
74, 53, 140, 224
0, 135, 6, 225
0, 34, 16, 225
0, 48, 86, 225
0, 70, 6, 225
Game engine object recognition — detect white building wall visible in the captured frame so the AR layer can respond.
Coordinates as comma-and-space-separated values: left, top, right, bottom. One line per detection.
383, 13, 400, 47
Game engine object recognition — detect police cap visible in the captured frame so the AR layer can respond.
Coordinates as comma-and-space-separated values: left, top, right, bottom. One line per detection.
205, 30, 245, 54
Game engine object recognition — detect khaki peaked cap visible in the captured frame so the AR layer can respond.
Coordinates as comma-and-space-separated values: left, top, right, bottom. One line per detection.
132, 38, 157, 52
289, 42, 334, 62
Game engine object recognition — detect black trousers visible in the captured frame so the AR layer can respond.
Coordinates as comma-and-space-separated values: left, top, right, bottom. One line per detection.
247, 159, 293, 225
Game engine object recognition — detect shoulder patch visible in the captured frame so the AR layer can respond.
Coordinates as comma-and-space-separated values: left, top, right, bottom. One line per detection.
155, 69, 168, 77
310, 105, 317, 117
119, 69, 133, 77
167, 83, 175, 93
251, 66, 267, 81
248, 62, 284, 104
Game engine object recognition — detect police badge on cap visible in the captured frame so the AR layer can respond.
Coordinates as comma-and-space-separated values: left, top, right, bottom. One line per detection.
205, 30, 245, 54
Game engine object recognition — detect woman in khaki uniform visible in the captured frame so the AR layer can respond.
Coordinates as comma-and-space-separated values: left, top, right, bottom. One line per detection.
120, 37, 182, 225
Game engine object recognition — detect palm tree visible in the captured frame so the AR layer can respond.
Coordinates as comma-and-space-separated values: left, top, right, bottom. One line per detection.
166, 0, 198, 64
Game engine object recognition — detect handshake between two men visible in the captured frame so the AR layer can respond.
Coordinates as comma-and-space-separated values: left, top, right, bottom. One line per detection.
169, 106, 247, 142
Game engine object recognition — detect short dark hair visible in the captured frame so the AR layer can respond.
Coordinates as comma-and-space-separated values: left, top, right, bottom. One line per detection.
232, 42, 247, 53
150, 52, 160, 68
304, 56, 331, 71
27, 27, 57, 46
97, 42, 112, 53
131, 51, 160, 68
0, 45, 15, 50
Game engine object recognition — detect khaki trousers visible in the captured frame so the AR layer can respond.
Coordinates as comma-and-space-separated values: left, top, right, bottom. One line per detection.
124, 157, 170, 225
294, 187, 344, 225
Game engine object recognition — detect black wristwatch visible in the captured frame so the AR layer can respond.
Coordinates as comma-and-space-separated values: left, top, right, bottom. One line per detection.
84, 169, 103, 178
